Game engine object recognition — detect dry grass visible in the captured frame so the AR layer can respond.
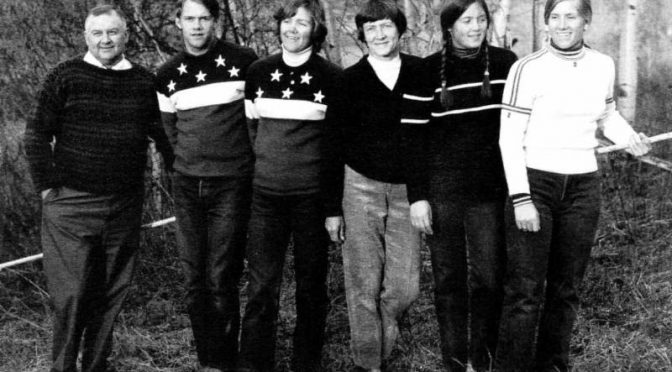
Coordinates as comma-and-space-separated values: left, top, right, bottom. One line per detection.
1, 133, 672, 372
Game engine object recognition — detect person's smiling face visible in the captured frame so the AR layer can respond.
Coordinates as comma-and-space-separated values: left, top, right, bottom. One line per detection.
547, 0, 588, 50
280, 6, 314, 53
363, 18, 400, 61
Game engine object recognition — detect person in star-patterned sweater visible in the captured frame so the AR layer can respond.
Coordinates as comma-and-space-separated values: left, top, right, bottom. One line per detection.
237, 1, 341, 371
154, 0, 257, 370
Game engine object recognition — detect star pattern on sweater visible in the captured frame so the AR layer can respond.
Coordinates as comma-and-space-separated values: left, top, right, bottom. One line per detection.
195, 70, 207, 82
300, 72, 313, 85
313, 90, 324, 103
282, 88, 293, 99
215, 55, 226, 67
228, 66, 240, 77
167, 80, 176, 92
177, 63, 187, 75
271, 69, 283, 82
256, 87, 264, 98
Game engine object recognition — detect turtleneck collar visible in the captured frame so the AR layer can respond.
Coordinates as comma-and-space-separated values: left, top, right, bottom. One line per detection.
452, 46, 481, 60
282, 45, 313, 67
548, 40, 586, 60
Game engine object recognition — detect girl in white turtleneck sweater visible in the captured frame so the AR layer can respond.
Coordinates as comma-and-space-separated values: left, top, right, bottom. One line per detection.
496, 1, 650, 371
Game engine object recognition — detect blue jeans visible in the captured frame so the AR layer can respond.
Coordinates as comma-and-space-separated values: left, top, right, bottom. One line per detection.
172, 173, 251, 370
496, 168, 601, 372
341, 166, 421, 369
238, 189, 329, 372
426, 198, 505, 372
42, 186, 143, 372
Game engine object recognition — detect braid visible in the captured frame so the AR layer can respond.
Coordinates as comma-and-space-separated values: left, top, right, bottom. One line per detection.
480, 39, 492, 99
440, 34, 453, 109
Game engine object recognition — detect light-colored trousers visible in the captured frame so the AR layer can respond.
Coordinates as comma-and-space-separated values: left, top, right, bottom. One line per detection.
342, 166, 422, 369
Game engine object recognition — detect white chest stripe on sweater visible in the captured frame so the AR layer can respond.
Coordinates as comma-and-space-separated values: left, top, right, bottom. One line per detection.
252, 97, 327, 121
432, 104, 503, 117
166, 81, 245, 111
433, 79, 506, 93
402, 93, 433, 101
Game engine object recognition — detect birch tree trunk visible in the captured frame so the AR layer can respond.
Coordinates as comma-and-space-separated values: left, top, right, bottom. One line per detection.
618, 0, 639, 123
490, 0, 511, 49
532, 0, 545, 51
401, 0, 421, 55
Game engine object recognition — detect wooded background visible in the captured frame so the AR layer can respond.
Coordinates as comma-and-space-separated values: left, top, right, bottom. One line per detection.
1, 1, 672, 371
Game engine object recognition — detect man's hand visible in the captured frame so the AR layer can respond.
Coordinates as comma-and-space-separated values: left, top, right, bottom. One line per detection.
410, 200, 433, 235
514, 203, 540, 232
41, 188, 52, 200
325, 216, 345, 243
625, 132, 652, 157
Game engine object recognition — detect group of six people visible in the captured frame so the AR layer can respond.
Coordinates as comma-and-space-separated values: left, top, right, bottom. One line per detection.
24, 0, 651, 371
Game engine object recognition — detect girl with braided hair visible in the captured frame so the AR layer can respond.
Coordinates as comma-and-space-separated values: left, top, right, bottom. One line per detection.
407, 0, 516, 370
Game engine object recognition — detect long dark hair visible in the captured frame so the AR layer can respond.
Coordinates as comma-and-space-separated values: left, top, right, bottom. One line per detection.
439, 0, 492, 109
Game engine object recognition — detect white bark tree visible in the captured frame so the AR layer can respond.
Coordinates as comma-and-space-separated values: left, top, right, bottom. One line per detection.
490, 0, 511, 49
618, 0, 639, 123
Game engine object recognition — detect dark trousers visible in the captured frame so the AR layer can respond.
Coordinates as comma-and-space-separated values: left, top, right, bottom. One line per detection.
172, 173, 251, 370
42, 186, 142, 372
426, 198, 505, 372
239, 189, 329, 372
496, 168, 600, 372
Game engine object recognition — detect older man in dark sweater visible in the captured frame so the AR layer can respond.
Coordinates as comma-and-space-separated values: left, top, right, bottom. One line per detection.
24, 5, 173, 372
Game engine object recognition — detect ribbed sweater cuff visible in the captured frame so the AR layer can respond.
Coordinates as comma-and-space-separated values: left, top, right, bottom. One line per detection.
511, 193, 533, 208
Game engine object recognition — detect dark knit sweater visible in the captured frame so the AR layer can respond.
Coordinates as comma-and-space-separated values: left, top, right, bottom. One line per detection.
409, 46, 517, 202
245, 52, 342, 216
156, 39, 258, 177
333, 53, 433, 188
25, 57, 173, 195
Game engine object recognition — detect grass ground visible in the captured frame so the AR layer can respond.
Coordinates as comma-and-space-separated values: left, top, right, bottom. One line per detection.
1, 158, 672, 372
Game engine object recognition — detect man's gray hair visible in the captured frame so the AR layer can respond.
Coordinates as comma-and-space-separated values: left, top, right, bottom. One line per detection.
85, 4, 128, 30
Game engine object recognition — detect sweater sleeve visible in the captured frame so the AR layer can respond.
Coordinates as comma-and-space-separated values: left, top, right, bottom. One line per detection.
598, 58, 636, 144
402, 58, 434, 204
244, 63, 260, 148
156, 80, 178, 151
499, 59, 534, 196
321, 67, 345, 217
24, 66, 64, 193
147, 89, 175, 172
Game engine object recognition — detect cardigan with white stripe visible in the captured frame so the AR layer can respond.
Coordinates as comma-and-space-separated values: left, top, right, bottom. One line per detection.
406, 46, 517, 203
156, 39, 258, 177
499, 45, 636, 198
333, 53, 433, 191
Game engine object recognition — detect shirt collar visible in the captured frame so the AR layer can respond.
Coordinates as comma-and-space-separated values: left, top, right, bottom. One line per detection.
83, 52, 132, 70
